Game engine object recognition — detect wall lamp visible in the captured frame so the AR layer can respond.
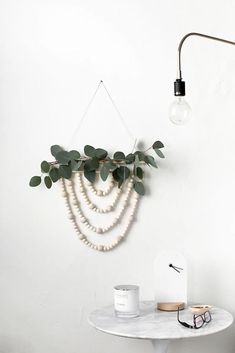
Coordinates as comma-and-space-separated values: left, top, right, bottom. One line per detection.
170, 32, 235, 125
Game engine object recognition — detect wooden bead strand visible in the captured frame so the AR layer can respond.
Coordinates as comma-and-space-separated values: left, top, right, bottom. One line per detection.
77, 172, 132, 214
85, 174, 115, 197
68, 179, 134, 234
60, 177, 140, 251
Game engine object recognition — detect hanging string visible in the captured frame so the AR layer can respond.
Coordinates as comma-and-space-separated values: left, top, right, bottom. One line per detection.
68, 80, 103, 148
68, 80, 137, 149
101, 81, 136, 143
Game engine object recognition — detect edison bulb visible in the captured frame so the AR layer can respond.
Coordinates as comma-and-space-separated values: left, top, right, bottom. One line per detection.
169, 97, 191, 125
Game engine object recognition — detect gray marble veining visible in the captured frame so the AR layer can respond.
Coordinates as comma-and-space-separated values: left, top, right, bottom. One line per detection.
88, 301, 233, 340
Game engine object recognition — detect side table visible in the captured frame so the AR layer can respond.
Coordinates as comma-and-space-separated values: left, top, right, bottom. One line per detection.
88, 301, 233, 353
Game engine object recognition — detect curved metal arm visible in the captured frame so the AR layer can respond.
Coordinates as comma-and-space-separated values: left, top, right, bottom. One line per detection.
177, 32, 235, 79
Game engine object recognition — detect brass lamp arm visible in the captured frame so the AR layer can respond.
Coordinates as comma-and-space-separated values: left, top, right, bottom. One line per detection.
177, 32, 235, 80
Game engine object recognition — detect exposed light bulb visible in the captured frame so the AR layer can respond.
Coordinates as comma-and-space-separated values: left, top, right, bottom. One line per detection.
169, 97, 191, 125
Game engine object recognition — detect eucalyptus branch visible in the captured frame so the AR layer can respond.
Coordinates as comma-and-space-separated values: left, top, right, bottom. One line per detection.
29, 141, 165, 196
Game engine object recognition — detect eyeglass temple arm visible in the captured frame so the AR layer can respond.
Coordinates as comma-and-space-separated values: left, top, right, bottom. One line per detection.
177, 32, 235, 80
177, 309, 194, 329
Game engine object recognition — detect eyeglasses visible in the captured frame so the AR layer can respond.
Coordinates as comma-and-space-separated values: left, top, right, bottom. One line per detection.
177, 307, 212, 329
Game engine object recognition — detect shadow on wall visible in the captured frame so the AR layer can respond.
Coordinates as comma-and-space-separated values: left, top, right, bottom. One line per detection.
0, 335, 34, 353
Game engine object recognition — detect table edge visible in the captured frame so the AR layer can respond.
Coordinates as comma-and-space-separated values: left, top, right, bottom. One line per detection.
88, 304, 234, 340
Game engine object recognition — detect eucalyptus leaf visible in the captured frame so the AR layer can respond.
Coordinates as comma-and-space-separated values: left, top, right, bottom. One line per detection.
41, 160, 50, 173
125, 153, 135, 164
29, 176, 41, 187
136, 166, 144, 179
134, 181, 145, 195
100, 164, 110, 181
134, 151, 145, 161
112, 168, 120, 182
59, 165, 72, 179
118, 178, 124, 188
56, 151, 71, 165
113, 151, 125, 160
84, 157, 99, 171
95, 148, 108, 160
153, 141, 164, 149
69, 150, 80, 160
145, 155, 158, 168
71, 160, 83, 171
154, 148, 165, 158
106, 161, 117, 171
49, 167, 60, 182
50, 145, 64, 157
44, 176, 52, 189
117, 166, 130, 180
84, 145, 95, 157
84, 170, 96, 183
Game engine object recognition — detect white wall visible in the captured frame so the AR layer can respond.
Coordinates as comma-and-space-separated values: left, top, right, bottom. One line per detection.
1, 0, 235, 352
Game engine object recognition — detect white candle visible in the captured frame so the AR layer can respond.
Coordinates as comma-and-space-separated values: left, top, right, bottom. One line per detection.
114, 285, 139, 318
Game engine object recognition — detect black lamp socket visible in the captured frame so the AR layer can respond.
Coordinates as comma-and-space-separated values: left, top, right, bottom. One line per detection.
174, 79, 185, 96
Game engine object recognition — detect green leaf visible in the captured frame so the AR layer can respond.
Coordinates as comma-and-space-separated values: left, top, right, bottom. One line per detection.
134, 181, 145, 195
145, 155, 158, 168
84, 170, 96, 183
153, 141, 164, 149
50, 145, 64, 157
95, 148, 108, 160
44, 176, 52, 189
41, 160, 50, 173
71, 160, 83, 171
117, 166, 130, 180
29, 176, 41, 187
69, 150, 80, 160
112, 168, 120, 182
136, 166, 144, 179
84, 157, 99, 171
113, 168, 125, 187
113, 151, 125, 160
106, 160, 117, 171
59, 165, 72, 179
49, 167, 60, 182
56, 151, 71, 165
134, 151, 145, 161
118, 178, 124, 188
100, 164, 110, 181
125, 153, 135, 164
154, 148, 165, 158
84, 145, 95, 157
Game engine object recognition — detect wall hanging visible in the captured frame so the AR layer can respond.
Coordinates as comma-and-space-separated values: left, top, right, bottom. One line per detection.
29, 81, 165, 251
170, 32, 235, 125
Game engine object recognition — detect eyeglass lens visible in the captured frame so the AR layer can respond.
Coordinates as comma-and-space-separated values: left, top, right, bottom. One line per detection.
194, 311, 212, 328
194, 315, 204, 328
204, 311, 212, 323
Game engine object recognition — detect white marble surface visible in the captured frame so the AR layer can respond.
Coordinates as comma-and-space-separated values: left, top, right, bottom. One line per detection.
88, 301, 233, 340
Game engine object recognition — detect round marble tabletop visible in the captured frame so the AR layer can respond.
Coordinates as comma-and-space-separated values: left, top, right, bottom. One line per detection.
88, 301, 233, 340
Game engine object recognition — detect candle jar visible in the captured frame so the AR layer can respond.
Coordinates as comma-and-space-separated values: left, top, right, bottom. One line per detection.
114, 285, 139, 318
